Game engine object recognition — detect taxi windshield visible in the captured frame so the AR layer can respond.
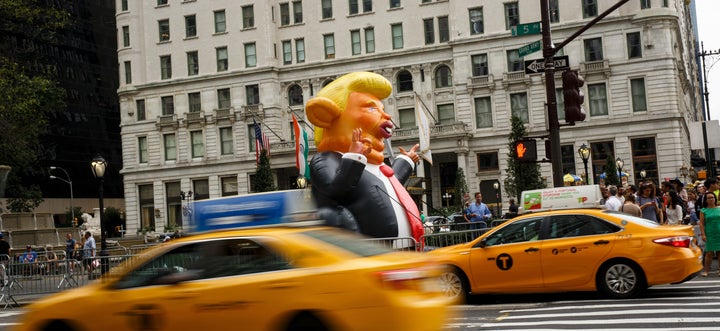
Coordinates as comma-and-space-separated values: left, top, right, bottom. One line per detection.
301, 229, 394, 257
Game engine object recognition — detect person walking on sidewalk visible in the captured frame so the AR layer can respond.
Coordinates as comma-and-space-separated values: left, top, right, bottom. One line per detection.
0, 234, 9, 285
699, 192, 720, 277
82, 232, 96, 279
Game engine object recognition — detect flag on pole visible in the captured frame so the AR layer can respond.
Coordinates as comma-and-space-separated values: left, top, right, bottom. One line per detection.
415, 94, 433, 165
254, 119, 270, 164
292, 114, 310, 180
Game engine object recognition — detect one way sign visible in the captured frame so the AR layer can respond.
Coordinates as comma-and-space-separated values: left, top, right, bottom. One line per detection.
524, 55, 570, 74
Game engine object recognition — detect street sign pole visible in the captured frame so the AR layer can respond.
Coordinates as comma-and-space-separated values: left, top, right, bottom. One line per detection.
540, 0, 563, 188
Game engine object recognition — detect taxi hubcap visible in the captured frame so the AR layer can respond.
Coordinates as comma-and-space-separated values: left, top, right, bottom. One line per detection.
440, 272, 463, 297
605, 264, 637, 294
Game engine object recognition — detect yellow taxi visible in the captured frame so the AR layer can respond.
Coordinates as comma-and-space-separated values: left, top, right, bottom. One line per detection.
16, 191, 453, 331
429, 186, 703, 301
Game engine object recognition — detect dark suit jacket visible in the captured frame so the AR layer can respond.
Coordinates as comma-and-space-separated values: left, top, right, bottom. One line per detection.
310, 151, 414, 238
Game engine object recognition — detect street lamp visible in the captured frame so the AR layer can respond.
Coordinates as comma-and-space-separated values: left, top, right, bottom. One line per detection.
615, 157, 624, 186
442, 192, 452, 208
90, 154, 108, 275
493, 181, 501, 219
680, 164, 689, 184
578, 144, 590, 184
49, 166, 74, 227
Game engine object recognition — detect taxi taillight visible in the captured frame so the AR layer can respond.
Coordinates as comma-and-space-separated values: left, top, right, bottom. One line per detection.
652, 236, 692, 248
374, 266, 442, 292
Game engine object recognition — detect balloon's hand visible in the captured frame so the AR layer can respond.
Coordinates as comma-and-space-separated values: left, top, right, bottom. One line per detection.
348, 128, 372, 156
399, 143, 420, 164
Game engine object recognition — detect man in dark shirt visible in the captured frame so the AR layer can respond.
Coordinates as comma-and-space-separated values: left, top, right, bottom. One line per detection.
0, 233, 10, 285
65, 233, 77, 273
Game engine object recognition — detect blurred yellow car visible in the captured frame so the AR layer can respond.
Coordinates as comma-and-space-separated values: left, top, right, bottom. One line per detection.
429, 209, 703, 301
15, 227, 452, 331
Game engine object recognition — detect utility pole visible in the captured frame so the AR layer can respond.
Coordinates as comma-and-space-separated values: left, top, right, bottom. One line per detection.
698, 42, 720, 178
541, 0, 629, 187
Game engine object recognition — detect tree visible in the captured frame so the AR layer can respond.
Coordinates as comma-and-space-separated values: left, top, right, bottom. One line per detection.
253, 150, 276, 192
453, 167, 469, 211
604, 155, 620, 187
504, 115, 545, 200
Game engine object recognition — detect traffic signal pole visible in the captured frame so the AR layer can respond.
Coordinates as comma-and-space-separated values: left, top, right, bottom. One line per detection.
540, 0, 629, 187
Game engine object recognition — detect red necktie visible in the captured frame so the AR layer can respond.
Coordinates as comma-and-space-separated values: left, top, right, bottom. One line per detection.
379, 164, 424, 245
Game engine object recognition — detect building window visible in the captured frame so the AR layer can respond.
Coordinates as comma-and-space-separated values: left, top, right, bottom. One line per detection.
561, 145, 575, 175
398, 108, 415, 128
219, 127, 234, 155
549, 0, 559, 23
423, 18, 434, 45
322, 0, 333, 19
136, 99, 146, 121
640, 0, 651, 9
437, 104, 455, 125
434, 65, 452, 88
139, 184, 155, 231
138, 136, 148, 163
631, 137, 658, 182
221, 176, 238, 196
216, 47, 228, 72
507, 49, 523, 72
583, 0, 598, 18
124, 61, 132, 84
363, 0, 372, 12
161, 96, 174, 115
390, 0, 401, 8
365, 27, 375, 53
477, 152, 499, 171
584, 38, 603, 61
588, 83, 608, 116
590, 140, 615, 184
391, 23, 403, 49
244, 43, 257, 67
165, 181, 182, 228
157, 0, 168, 6
295, 38, 305, 63
351, 30, 361, 55
504, 2, 519, 30
217, 88, 231, 109
471, 54, 488, 76
282, 40, 292, 64
349, 0, 359, 15
214, 10, 226, 33
555, 88, 565, 121
190, 130, 204, 158
122, 26, 130, 47
188, 92, 201, 112
185, 15, 196, 38
293, 1, 303, 23
438, 16, 449, 43
158, 19, 170, 42
278, 3, 289, 25
160, 55, 172, 79
627, 32, 642, 59
474, 96, 492, 128
397, 70, 413, 92
164, 133, 177, 161
247, 124, 257, 152
324, 34, 335, 59
193, 179, 209, 200
289, 84, 303, 106
662, 0, 668, 7
469, 7, 483, 35
187, 51, 198, 76
246, 84, 260, 105
631, 78, 647, 112
121, 0, 128, 11
242, 5, 254, 29
510, 92, 529, 123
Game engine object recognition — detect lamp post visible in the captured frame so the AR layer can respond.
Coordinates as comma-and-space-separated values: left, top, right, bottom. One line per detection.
442, 192, 452, 208
578, 144, 590, 184
49, 166, 74, 227
91, 154, 108, 275
493, 181, 501, 219
616, 157, 624, 186
680, 164, 689, 184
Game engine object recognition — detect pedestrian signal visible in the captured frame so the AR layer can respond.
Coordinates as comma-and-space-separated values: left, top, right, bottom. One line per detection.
514, 140, 537, 162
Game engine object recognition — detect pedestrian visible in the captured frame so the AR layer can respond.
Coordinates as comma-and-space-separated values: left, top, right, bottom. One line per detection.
699, 191, 720, 277
0, 233, 9, 285
465, 192, 491, 229
665, 189, 684, 225
637, 182, 661, 223
687, 189, 699, 225
82, 231, 96, 279
604, 185, 622, 211
620, 194, 642, 217
65, 233, 76, 273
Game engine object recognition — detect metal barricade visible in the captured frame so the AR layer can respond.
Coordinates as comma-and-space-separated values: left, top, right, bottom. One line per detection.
421, 228, 490, 251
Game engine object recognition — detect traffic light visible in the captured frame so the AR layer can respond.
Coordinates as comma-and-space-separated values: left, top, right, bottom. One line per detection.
562, 70, 586, 123
514, 139, 537, 162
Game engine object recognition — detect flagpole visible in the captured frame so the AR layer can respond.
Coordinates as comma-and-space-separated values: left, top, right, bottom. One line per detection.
246, 108, 284, 141
413, 91, 439, 123
288, 107, 315, 131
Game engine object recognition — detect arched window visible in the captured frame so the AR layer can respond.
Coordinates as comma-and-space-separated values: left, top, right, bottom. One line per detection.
288, 84, 303, 106
434, 65, 452, 88
396, 70, 413, 92
321, 79, 334, 88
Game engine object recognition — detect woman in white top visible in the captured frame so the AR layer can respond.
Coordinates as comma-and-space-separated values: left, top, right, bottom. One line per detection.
665, 189, 684, 225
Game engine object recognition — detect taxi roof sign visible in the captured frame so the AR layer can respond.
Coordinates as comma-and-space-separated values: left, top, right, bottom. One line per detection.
520, 185, 602, 213
188, 189, 319, 233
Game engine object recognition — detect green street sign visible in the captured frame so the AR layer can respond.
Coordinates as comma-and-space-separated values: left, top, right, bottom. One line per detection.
518, 40, 542, 58
511, 22, 541, 36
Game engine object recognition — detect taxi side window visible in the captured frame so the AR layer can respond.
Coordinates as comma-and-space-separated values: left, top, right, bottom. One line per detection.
114, 243, 202, 289
484, 218, 543, 246
201, 239, 291, 279
549, 215, 621, 239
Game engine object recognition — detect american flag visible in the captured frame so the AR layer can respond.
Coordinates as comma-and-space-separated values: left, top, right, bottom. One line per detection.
254, 119, 270, 164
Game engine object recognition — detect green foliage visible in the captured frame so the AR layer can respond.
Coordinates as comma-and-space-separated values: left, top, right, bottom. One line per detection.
605, 155, 620, 186
504, 115, 546, 200
253, 150, 276, 192
453, 167, 469, 210
5, 183, 43, 212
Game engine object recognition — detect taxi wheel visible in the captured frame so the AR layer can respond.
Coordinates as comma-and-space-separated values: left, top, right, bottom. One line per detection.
440, 267, 469, 303
41, 320, 76, 331
286, 312, 329, 331
596, 259, 646, 299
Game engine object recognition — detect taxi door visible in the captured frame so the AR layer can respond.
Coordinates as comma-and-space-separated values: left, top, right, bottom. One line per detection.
469, 217, 545, 292
541, 214, 619, 288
